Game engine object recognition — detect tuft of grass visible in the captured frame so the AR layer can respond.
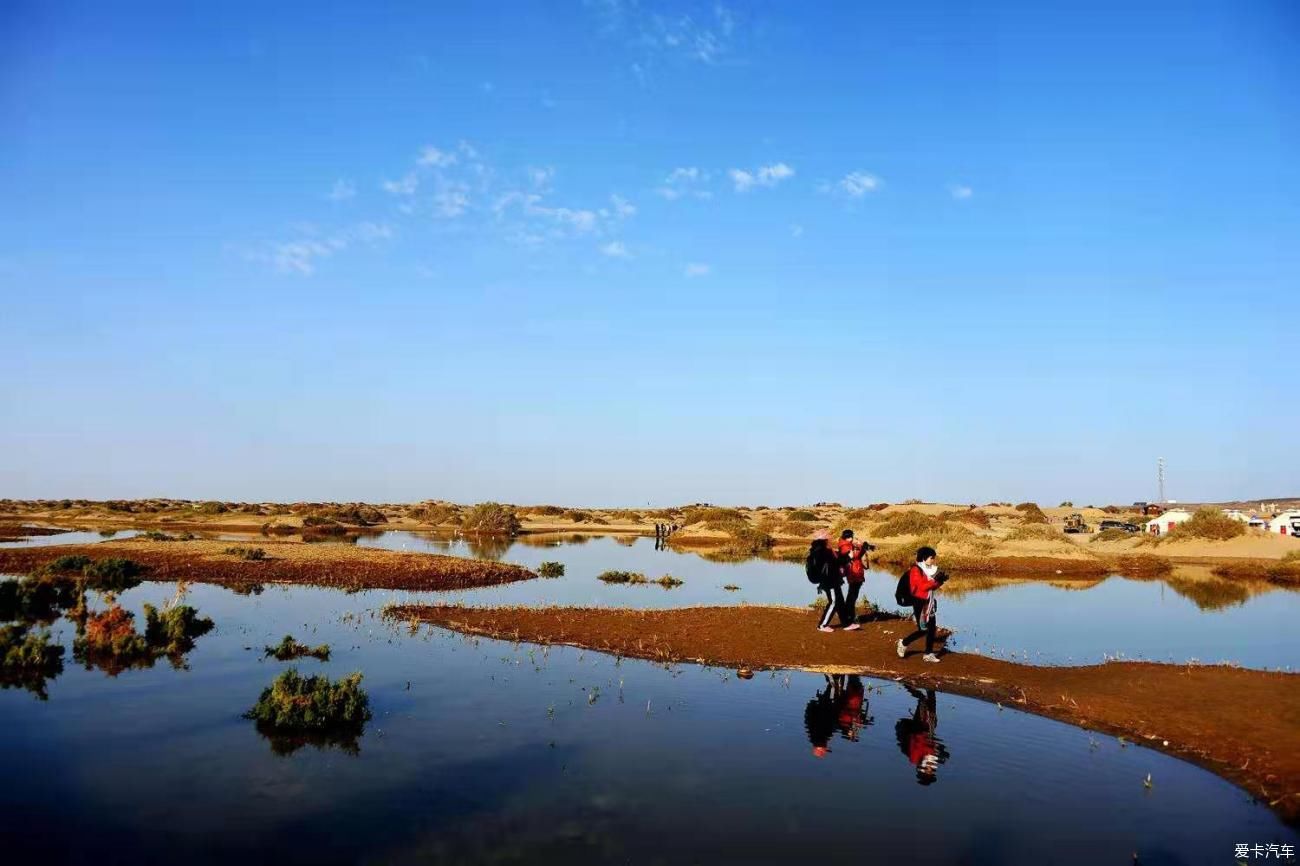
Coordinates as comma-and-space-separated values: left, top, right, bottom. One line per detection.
654, 574, 684, 588
538, 561, 565, 578
245, 669, 371, 733
265, 634, 331, 662
1005, 524, 1069, 542
461, 502, 521, 536
223, 546, 267, 561
140, 530, 196, 542
561, 509, 590, 523
786, 509, 817, 522
1167, 508, 1246, 541
940, 508, 993, 529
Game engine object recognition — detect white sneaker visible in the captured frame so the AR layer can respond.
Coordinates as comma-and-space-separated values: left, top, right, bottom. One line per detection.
923, 653, 941, 663
843, 623, 860, 631
818, 626, 834, 633
896, 640, 906, 658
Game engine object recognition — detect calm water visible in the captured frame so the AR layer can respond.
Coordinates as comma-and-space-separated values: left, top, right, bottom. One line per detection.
357, 532, 1300, 670
0, 526, 140, 548
1, 579, 1294, 865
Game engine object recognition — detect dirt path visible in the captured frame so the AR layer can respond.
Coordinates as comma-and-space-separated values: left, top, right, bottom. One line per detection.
0, 539, 535, 591
390, 602, 1300, 825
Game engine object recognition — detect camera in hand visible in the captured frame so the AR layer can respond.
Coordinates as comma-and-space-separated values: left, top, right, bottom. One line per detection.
935, 570, 950, 585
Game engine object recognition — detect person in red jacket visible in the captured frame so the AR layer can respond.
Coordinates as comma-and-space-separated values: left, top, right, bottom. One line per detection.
896, 545, 947, 663
837, 530, 865, 630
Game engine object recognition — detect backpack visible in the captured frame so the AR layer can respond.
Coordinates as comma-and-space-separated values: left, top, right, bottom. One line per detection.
805, 544, 823, 584
894, 567, 915, 606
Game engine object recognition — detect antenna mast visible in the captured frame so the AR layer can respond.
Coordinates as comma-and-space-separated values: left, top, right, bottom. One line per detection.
1157, 457, 1166, 503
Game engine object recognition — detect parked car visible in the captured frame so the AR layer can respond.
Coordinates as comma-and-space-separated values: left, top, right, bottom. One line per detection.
1099, 520, 1141, 533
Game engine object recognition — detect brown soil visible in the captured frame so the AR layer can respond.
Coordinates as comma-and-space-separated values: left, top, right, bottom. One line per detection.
390, 603, 1300, 825
0, 539, 534, 592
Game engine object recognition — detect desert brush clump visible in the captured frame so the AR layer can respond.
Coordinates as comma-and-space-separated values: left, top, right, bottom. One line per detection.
0, 623, 65, 699
143, 603, 215, 653
140, 530, 196, 542
538, 561, 565, 578
680, 506, 747, 526
1014, 502, 1050, 524
308, 504, 387, 526
1005, 524, 1070, 542
265, 635, 331, 662
653, 574, 684, 588
597, 570, 647, 584
0, 577, 82, 624
223, 546, 267, 561
410, 502, 461, 525
1168, 508, 1247, 541
461, 502, 521, 536
786, 509, 817, 522
244, 669, 371, 734
74, 602, 214, 672
37, 556, 144, 592
939, 509, 993, 529
1092, 528, 1135, 543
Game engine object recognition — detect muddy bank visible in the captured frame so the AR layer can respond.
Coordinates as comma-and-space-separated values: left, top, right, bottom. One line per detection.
0, 539, 535, 592
390, 603, 1300, 824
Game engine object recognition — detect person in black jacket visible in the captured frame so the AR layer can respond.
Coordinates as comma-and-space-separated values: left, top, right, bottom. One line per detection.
810, 531, 850, 632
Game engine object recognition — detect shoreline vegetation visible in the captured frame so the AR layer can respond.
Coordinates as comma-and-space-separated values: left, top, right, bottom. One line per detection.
388, 602, 1300, 826
3, 498, 1297, 584
0, 540, 535, 593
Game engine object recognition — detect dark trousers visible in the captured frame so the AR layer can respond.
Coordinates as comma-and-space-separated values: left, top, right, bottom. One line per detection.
843, 581, 863, 623
818, 585, 848, 628
902, 601, 936, 653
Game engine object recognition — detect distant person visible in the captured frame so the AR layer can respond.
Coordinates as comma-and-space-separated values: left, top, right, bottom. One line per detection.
896, 545, 948, 663
804, 675, 839, 757
837, 529, 867, 630
807, 530, 849, 632
894, 686, 949, 784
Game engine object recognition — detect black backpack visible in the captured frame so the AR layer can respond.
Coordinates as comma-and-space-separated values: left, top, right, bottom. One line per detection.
805, 543, 823, 584
894, 568, 915, 606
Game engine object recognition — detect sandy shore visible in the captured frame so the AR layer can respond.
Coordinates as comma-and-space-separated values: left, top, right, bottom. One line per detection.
390, 602, 1300, 825
0, 539, 535, 592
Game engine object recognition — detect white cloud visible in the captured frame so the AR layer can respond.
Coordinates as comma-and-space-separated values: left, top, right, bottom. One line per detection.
265, 222, 393, 276
433, 182, 470, 218
838, 171, 880, 197
327, 179, 356, 201
790, 223, 804, 238
381, 173, 419, 196
600, 240, 630, 258
417, 146, 458, 168
528, 166, 556, 191
730, 162, 794, 192
589, 1, 742, 66
610, 194, 636, 218
684, 262, 711, 277
950, 184, 973, 200
657, 167, 710, 200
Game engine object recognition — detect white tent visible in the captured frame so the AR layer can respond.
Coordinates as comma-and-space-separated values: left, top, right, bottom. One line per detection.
1145, 509, 1193, 536
1267, 511, 1300, 537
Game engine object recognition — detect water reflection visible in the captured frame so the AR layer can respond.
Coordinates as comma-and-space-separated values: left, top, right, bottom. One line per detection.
254, 724, 362, 757
895, 687, 950, 785
804, 674, 873, 757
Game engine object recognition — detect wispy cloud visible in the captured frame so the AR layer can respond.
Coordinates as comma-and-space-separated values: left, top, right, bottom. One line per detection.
684, 262, 711, 277
417, 146, 458, 168
381, 173, 419, 196
588, 1, 743, 69
729, 162, 794, 192
600, 240, 630, 258
838, 171, 881, 197
790, 223, 804, 238
262, 222, 394, 276
950, 184, 973, 200
656, 166, 711, 200
610, 194, 637, 218
327, 179, 356, 201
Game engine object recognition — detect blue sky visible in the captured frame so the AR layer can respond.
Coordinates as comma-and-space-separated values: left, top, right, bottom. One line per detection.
1, 0, 1297, 506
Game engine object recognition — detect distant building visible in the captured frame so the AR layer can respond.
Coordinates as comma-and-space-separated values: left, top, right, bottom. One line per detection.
1267, 511, 1300, 537
1224, 509, 1269, 530
1145, 508, 1194, 535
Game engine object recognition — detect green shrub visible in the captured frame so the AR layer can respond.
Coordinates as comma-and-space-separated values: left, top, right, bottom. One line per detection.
82, 558, 145, 591
44, 555, 92, 574
529, 505, 565, 516
1059, 501, 1074, 507
196, 501, 228, 515
561, 509, 590, 523
787, 509, 817, 521
461, 502, 521, 536
143, 603, 214, 653
244, 669, 371, 733
654, 574, 683, 588
0, 623, 65, 699
597, 570, 646, 584
265, 635, 330, 662
141, 530, 196, 542
680, 506, 746, 526
223, 546, 266, 561
538, 561, 565, 578
1168, 508, 1246, 541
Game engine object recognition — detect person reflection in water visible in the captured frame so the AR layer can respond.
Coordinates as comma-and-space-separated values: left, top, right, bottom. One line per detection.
806, 675, 873, 756
895, 686, 950, 784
